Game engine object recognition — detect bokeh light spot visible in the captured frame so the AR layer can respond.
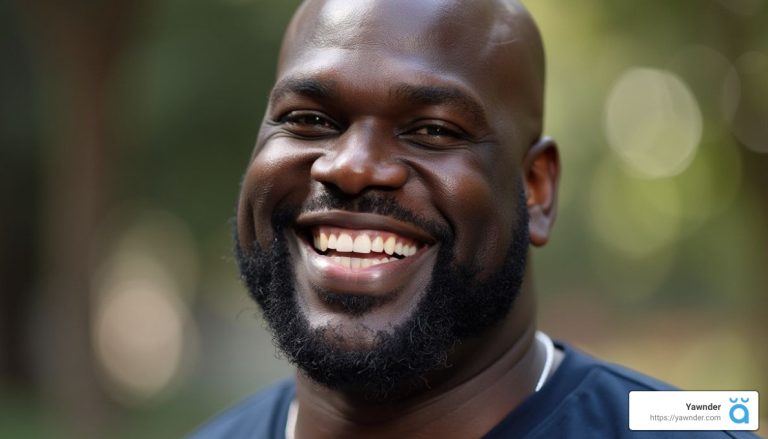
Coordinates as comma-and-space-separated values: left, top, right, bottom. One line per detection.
93, 278, 186, 403
604, 67, 703, 178
91, 208, 200, 406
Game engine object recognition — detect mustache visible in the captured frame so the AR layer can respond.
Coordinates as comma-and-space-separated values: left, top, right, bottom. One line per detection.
282, 190, 452, 242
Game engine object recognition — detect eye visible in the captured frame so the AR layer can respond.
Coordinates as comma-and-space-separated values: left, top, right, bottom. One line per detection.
402, 123, 468, 148
279, 111, 339, 138
416, 125, 460, 137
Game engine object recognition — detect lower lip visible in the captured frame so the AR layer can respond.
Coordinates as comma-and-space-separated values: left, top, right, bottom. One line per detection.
293, 232, 436, 296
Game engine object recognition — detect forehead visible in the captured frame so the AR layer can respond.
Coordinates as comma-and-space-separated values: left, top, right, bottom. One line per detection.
285, 0, 528, 84
275, 0, 543, 136
286, 0, 498, 63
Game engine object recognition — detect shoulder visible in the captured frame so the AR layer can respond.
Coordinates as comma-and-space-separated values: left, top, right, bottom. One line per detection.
565, 344, 676, 397
485, 343, 759, 439
186, 379, 295, 439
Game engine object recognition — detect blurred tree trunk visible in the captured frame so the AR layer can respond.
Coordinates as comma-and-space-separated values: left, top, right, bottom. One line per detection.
0, 0, 39, 392
21, 1, 142, 436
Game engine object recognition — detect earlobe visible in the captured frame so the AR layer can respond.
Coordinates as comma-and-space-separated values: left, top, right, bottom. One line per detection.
523, 137, 560, 247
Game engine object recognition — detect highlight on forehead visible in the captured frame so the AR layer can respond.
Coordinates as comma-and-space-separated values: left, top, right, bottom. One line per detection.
278, 0, 547, 136
282, 0, 544, 67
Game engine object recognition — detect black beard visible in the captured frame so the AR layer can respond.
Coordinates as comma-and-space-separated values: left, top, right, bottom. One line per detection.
234, 188, 529, 401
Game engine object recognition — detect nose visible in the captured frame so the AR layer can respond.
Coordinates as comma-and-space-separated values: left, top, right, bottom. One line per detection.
310, 125, 408, 195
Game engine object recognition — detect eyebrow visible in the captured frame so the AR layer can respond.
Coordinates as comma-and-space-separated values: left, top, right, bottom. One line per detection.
391, 83, 488, 127
269, 77, 488, 127
269, 77, 337, 107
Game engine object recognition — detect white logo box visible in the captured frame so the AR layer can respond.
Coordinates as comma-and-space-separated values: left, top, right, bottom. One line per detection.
629, 391, 759, 431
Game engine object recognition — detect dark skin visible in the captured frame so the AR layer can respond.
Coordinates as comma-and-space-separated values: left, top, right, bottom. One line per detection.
237, 0, 561, 437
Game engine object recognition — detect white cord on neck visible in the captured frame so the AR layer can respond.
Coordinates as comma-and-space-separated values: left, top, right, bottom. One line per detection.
285, 331, 556, 439
285, 399, 298, 439
534, 330, 555, 392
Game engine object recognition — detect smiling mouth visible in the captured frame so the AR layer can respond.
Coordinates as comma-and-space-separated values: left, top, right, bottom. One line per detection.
292, 211, 438, 297
309, 226, 424, 269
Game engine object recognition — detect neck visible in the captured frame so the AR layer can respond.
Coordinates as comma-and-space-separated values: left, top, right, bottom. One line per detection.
294, 279, 545, 439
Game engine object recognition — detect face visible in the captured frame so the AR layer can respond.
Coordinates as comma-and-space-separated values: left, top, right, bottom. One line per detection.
235, 0, 553, 396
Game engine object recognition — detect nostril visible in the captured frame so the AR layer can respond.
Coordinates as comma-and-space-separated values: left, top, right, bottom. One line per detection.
310, 152, 408, 195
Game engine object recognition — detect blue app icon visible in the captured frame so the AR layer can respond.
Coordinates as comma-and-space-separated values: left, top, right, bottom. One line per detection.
729, 397, 749, 424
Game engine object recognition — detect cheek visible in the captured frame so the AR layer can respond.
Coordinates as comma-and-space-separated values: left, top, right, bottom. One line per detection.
237, 139, 318, 249
423, 154, 518, 274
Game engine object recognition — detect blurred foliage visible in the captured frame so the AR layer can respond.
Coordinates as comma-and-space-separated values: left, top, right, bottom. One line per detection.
1, 0, 766, 437
114, 0, 302, 237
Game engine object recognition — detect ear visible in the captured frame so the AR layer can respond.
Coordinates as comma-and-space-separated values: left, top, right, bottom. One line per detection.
523, 137, 560, 247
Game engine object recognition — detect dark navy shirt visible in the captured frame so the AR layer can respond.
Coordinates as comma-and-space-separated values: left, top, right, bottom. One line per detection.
188, 343, 760, 438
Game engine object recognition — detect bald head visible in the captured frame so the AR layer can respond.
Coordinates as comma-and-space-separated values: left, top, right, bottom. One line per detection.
276, 0, 547, 143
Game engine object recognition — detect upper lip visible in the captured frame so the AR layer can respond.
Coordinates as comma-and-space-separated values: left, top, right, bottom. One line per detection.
294, 210, 436, 245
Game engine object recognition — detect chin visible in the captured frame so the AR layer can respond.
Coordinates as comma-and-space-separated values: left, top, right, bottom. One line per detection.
234, 190, 529, 399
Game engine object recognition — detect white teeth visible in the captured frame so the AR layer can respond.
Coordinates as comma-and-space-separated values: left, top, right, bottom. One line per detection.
329, 256, 381, 268
371, 236, 384, 252
328, 256, 405, 268
353, 234, 371, 253
314, 229, 420, 260
337, 233, 354, 252
384, 236, 396, 255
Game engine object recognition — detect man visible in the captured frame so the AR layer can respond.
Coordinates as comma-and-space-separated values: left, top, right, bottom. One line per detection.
191, 0, 757, 437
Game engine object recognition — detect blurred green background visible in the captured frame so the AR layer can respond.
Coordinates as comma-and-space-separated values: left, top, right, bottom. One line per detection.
1, 0, 766, 437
